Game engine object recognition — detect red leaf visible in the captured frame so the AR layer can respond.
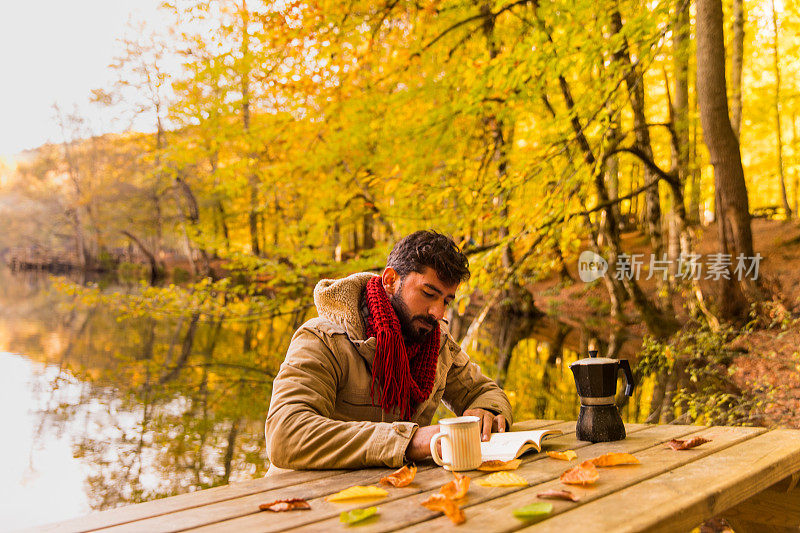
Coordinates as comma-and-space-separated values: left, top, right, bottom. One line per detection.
258, 498, 311, 512
666, 437, 711, 450
537, 489, 580, 502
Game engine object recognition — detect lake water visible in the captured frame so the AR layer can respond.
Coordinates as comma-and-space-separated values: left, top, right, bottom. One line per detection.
0, 268, 652, 529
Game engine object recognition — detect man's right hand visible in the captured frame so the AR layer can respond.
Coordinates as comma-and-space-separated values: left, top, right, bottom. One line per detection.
405, 424, 440, 462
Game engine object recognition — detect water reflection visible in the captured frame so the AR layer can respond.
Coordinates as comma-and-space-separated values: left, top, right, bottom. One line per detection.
1, 268, 299, 527
2, 268, 665, 528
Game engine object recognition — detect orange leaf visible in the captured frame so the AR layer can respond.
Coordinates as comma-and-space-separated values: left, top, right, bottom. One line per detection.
560, 460, 600, 485
421, 494, 465, 525
537, 489, 580, 502
666, 437, 711, 450
439, 472, 470, 499
381, 465, 417, 487
547, 450, 578, 462
590, 452, 640, 467
258, 498, 311, 512
478, 459, 522, 471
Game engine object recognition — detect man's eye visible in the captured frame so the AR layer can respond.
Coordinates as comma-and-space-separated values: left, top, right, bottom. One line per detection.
423, 291, 435, 298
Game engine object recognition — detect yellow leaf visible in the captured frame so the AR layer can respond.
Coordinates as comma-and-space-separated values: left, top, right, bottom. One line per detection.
476, 471, 528, 487
326, 486, 388, 502
547, 450, 578, 462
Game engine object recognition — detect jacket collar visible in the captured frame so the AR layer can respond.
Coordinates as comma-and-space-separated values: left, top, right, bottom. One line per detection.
313, 271, 449, 357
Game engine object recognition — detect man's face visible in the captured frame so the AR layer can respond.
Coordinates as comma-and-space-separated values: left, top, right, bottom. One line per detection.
386, 267, 459, 344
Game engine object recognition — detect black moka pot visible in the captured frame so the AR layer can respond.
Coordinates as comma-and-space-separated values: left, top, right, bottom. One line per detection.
569, 349, 635, 442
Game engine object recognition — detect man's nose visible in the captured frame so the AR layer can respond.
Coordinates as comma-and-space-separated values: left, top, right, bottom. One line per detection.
428, 300, 446, 321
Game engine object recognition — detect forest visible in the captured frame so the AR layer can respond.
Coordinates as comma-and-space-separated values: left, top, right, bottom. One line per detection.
2, 0, 800, 511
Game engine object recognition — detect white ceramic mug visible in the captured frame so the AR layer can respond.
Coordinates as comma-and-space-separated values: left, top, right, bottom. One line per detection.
430, 415, 482, 471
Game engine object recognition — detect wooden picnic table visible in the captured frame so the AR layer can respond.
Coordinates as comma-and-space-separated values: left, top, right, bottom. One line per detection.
35, 420, 800, 533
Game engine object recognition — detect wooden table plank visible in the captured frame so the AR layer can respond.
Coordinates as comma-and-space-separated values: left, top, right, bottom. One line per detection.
30, 469, 347, 533
374, 424, 717, 533
528, 428, 800, 533
196, 423, 682, 533
178, 421, 580, 533
93, 420, 565, 533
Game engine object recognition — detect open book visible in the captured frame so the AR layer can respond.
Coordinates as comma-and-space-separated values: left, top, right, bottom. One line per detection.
480, 429, 563, 462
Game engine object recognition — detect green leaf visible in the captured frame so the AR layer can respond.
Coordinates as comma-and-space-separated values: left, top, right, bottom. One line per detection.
512, 502, 553, 520
339, 507, 379, 525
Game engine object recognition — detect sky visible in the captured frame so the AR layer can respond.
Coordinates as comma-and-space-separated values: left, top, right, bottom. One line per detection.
0, 1, 167, 157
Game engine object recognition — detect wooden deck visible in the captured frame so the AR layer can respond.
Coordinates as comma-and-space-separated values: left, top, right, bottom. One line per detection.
34, 420, 800, 532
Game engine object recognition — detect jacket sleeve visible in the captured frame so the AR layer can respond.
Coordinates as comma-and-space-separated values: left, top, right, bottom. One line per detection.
441, 338, 514, 429
265, 326, 417, 470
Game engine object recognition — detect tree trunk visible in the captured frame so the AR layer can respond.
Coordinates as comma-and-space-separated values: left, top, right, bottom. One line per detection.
690, 91, 703, 223
240, 0, 261, 256
771, 0, 792, 217
696, 0, 756, 319
121, 230, 163, 283
606, 109, 622, 230
793, 114, 799, 216
174, 175, 212, 276
730, 0, 744, 139
670, 0, 693, 274
362, 212, 376, 250
610, 11, 664, 271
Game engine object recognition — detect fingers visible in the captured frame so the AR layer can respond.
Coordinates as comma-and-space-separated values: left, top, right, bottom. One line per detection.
481, 411, 492, 441
494, 415, 507, 432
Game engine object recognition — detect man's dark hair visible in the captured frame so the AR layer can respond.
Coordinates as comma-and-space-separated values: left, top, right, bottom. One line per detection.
387, 230, 470, 286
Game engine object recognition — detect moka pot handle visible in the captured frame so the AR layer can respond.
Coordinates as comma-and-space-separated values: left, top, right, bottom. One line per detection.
619, 358, 635, 396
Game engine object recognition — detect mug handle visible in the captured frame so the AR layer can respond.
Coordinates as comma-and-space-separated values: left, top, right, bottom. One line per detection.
430, 432, 450, 467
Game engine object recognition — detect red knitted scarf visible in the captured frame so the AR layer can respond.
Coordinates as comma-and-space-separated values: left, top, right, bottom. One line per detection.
364, 275, 440, 419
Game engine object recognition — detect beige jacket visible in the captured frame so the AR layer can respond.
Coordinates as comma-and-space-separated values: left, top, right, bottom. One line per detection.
264, 272, 513, 470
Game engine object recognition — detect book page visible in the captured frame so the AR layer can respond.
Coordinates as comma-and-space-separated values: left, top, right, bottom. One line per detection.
480, 429, 563, 462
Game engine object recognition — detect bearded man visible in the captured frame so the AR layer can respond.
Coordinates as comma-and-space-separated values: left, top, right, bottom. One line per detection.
265, 230, 512, 471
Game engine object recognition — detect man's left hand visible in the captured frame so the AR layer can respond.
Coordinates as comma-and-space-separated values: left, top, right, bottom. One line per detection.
464, 408, 507, 442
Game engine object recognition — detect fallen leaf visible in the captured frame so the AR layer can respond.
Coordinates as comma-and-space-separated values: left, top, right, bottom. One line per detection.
560, 460, 600, 485
590, 452, 640, 467
666, 437, 711, 450
476, 471, 529, 487
326, 486, 388, 502
339, 507, 378, 525
537, 489, 580, 502
513, 502, 553, 520
381, 465, 417, 487
478, 459, 522, 471
440, 472, 470, 499
421, 494, 465, 525
258, 498, 311, 512
547, 450, 578, 462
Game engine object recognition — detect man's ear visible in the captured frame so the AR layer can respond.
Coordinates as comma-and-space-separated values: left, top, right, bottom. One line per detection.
381, 268, 399, 295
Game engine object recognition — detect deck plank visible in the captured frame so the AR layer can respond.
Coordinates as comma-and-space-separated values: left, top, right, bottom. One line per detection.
528, 428, 800, 533
92, 420, 565, 533
298, 423, 708, 533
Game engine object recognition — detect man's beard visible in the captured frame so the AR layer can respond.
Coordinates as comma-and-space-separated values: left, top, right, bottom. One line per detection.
390, 291, 438, 345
